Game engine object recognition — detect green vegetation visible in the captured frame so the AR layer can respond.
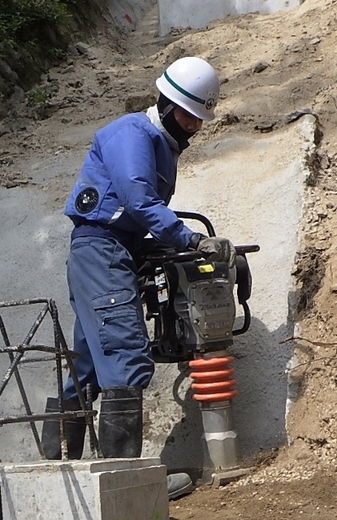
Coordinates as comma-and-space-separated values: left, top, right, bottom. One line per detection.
0, 0, 78, 58
0, 0, 93, 102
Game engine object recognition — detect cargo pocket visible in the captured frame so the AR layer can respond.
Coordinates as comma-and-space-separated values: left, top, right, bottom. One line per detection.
92, 290, 145, 352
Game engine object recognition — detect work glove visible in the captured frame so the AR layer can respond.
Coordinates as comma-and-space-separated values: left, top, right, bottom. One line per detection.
189, 233, 236, 267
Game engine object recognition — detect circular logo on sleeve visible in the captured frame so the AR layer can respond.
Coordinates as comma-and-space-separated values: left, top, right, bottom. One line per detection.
75, 188, 99, 214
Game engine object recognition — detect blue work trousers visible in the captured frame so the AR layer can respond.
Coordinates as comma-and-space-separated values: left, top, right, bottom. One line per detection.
63, 235, 155, 401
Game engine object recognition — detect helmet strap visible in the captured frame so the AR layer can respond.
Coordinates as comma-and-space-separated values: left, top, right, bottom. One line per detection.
162, 103, 175, 118
157, 93, 174, 119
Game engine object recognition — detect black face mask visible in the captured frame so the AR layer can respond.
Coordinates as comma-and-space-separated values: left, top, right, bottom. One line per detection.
157, 93, 196, 150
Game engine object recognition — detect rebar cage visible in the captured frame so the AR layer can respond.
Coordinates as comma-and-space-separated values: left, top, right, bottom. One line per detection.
0, 297, 100, 460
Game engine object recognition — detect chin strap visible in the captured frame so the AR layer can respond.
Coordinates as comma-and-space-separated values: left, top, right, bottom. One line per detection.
159, 103, 175, 121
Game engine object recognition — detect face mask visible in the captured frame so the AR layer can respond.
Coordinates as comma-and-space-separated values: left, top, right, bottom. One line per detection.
157, 94, 196, 149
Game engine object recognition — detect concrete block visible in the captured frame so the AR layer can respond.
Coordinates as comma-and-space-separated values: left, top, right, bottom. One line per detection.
0, 458, 169, 520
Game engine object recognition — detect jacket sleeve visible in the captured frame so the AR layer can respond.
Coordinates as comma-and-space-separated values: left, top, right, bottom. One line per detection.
99, 120, 194, 251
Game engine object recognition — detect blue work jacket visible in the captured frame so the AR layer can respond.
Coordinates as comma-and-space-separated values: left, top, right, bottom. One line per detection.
65, 112, 194, 251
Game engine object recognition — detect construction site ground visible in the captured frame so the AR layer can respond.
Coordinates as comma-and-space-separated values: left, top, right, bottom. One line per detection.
2, 0, 337, 517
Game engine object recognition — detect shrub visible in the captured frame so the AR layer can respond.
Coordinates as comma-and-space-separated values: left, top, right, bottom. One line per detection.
0, 0, 73, 56
0, 0, 91, 101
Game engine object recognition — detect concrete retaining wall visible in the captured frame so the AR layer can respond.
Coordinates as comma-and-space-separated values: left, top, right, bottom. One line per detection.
0, 0, 314, 481
158, 0, 300, 35
104, 0, 156, 31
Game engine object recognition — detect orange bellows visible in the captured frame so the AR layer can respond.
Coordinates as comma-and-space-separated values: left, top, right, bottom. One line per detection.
189, 356, 237, 402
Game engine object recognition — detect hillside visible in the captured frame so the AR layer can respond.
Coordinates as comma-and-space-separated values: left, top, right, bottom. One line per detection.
1, 0, 337, 517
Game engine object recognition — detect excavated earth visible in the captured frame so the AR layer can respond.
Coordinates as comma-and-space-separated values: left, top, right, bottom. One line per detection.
2, 0, 337, 517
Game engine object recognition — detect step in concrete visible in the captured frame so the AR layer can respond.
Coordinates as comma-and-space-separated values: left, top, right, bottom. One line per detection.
0, 457, 169, 520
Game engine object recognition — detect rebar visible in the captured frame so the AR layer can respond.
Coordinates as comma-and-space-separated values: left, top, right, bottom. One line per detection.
0, 297, 101, 461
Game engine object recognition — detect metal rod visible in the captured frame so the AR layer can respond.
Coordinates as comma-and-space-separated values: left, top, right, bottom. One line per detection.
0, 297, 101, 461
86, 383, 101, 458
18, 356, 63, 364
0, 298, 50, 309
0, 345, 79, 356
48, 300, 68, 460
50, 300, 100, 460
22, 302, 49, 345
0, 316, 44, 456
0, 410, 97, 425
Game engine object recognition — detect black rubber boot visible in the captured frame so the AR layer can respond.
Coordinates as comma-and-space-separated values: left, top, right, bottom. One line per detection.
167, 473, 193, 500
98, 386, 143, 458
41, 397, 87, 459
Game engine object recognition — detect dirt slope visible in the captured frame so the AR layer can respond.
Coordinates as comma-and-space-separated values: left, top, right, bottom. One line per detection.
2, 0, 337, 517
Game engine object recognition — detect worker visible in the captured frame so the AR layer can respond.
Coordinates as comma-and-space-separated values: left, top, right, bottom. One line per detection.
41, 56, 236, 499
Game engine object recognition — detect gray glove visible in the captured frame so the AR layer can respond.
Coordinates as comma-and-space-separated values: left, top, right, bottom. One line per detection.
197, 236, 236, 267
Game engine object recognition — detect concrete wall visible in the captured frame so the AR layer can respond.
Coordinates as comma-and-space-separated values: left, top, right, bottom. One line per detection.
0, 0, 314, 480
158, 0, 300, 36
141, 116, 316, 473
0, 119, 316, 477
104, 0, 156, 31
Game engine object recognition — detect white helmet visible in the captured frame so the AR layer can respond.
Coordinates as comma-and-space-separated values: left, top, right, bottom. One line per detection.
156, 57, 220, 121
